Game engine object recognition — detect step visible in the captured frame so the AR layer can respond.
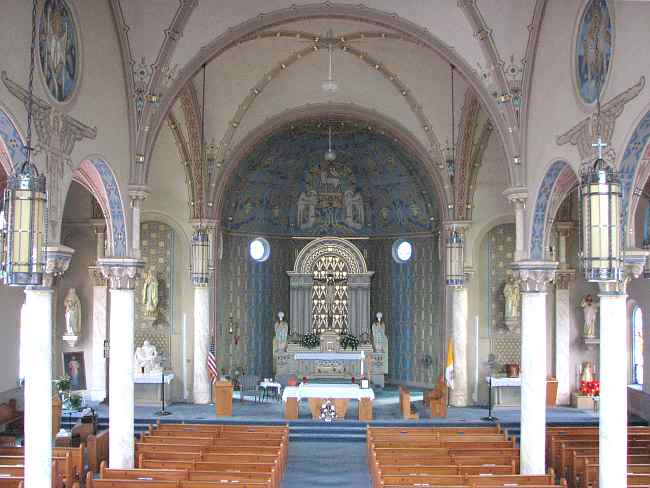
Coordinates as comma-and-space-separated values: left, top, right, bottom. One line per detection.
290, 432, 367, 443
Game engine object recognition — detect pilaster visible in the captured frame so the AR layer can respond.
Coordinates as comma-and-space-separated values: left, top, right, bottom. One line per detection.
503, 188, 528, 261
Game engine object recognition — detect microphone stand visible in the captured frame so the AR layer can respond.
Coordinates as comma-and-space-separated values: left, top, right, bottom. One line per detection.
154, 353, 172, 416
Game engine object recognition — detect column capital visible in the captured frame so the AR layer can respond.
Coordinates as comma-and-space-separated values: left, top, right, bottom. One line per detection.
43, 244, 75, 287
510, 260, 558, 293
89, 218, 106, 233
97, 257, 144, 290
189, 218, 220, 230
88, 266, 108, 287
625, 248, 647, 280
554, 269, 576, 290
128, 186, 150, 204
554, 221, 576, 236
442, 220, 471, 231
503, 187, 528, 207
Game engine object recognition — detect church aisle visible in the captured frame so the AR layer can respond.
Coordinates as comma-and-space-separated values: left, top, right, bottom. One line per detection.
282, 440, 371, 488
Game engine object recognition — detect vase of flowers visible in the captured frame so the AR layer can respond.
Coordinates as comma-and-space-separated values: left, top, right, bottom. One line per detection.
579, 380, 600, 397
339, 333, 360, 351
301, 333, 320, 349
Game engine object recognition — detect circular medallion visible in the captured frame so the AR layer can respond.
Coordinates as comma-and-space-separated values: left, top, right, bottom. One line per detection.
38, 0, 80, 105
575, 0, 613, 106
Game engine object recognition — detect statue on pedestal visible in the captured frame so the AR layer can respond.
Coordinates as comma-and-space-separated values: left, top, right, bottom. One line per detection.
371, 313, 388, 375
503, 273, 520, 321
63, 288, 81, 340
581, 294, 599, 338
142, 268, 159, 318
274, 311, 288, 353
134, 340, 162, 375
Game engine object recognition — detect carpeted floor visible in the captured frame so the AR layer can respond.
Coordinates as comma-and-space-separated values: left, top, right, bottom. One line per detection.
281, 441, 370, 488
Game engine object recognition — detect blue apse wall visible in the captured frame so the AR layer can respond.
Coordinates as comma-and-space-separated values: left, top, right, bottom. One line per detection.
390, 257, 414, 381
246, 259, 274, 375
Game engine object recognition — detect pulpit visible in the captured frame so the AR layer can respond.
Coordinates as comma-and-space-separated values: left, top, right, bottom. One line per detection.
212, 380, 233, 416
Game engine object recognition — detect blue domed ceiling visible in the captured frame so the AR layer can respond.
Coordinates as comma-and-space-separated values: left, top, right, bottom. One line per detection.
222, 120, 439, 236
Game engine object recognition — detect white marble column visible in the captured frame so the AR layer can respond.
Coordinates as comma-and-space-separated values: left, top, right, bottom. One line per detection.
193, 286, 211, 404
99, 258, 143, 469
503, 188, 528, 262
450, 286, 469, 406
512, 261, 557, 475
128, 188, 149, 258
554, 271, 574, 405
597, 284, 627, 488
23, 288, 53, 488
88, 267, 108, 402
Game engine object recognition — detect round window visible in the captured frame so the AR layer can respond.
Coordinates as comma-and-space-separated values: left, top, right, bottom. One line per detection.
392, 239, 413, 263
249, 237, 270, 262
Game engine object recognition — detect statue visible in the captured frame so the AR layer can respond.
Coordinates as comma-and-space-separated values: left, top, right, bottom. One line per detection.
580, 361, 594, 383
142, 268, 159, 318
274, 311, 289, 353
63, 288, 81, 337
371, 313, 388, 374
134, 340, 161, 375
503, 273, 520, 321
581, 294, 599, 338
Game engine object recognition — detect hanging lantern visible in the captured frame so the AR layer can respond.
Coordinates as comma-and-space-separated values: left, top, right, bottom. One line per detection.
446, 228, 464, 287
579, 156, 623, 282
190, 227, 210, 286
3, 162, 47, 286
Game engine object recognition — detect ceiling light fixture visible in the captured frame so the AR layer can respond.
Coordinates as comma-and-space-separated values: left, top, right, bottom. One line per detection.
321, 29, 338, 93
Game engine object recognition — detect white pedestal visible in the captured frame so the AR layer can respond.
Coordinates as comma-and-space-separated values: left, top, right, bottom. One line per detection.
599, 291, 627, 488
134, 373, 175, 406
193, 286, 210, 404
450, 287, 468, 406
24, 289, 53, 488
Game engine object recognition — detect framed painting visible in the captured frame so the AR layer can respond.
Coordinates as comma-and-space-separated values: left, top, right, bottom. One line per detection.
38, 0, 81, 104
62, 351, 86, 391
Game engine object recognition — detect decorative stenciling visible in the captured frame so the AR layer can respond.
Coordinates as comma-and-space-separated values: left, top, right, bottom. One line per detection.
575, 0, 613, 106
621, 110, 650, 234
135, 221, 174, 358
90, 158, 127, 257
38, 0, 80, 104
487, 223, 516, 336
530, 160, 569, 260
223, 122, 438, 236
0, 109, 27, 168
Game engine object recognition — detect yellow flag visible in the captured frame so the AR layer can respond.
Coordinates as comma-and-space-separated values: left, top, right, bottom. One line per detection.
445, 336, 454, 389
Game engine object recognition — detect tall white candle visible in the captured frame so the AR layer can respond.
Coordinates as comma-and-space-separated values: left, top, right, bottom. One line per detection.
182, 314, 188, 400
473, 315, 479, 403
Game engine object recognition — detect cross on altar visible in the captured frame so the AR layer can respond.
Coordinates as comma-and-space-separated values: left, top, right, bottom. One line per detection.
592, 136, 607, 160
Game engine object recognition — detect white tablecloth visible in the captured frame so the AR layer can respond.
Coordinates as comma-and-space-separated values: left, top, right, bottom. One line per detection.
134, 373, 175, 384
294, 352, 364, 361
282, 383, 375, 402
486, 376, 521, 387
259, 381, 282, 390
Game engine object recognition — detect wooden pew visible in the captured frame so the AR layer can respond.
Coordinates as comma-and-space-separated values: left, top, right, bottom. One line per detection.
88, 429, 110, 473
398, 387, 419, 420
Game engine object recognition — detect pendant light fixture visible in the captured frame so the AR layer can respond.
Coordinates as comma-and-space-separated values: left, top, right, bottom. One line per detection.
324, 126, 337, 161
1, 0, 47, 287
321, 29, 338, 93
445, 64, 464, 287
190, 64, 210, 287
579, 53, 623, 283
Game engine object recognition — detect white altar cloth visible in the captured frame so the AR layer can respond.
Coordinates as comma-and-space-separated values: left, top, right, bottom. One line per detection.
294, 352, 364, 360
134, 373, 175, 384
486, 376, 521, 387
282, 383, 374, 402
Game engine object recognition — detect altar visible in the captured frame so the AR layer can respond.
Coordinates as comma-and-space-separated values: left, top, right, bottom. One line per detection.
282, 383, 374, 420
134, 373, 174, 406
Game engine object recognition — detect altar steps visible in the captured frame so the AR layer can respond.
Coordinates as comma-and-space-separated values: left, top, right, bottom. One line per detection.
289, 423, 367, 442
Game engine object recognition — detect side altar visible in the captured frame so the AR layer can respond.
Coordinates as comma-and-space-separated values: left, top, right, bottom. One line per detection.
273, 237, 387, 386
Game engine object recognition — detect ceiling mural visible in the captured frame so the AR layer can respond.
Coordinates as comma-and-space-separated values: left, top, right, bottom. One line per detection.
575, 0, 613, 106
222, 121, 438, 237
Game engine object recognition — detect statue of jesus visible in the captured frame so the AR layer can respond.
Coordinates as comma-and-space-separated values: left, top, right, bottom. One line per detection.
64, 288, 81, 337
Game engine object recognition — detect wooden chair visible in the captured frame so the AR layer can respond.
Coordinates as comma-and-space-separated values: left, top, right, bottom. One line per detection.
238, 374, 261, 403
424, 375, 448, 417
398, 386, 419, 420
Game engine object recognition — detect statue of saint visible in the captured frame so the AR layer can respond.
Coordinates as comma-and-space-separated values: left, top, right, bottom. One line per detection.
274, 311, 289, 353
142, 268, 159, 318
581, 294, 598, 338
63, 288, 81, 337
371, 312, 387, 353
580, 361, 594, 383
503, 273, 520, 320
134, 340, 161, 375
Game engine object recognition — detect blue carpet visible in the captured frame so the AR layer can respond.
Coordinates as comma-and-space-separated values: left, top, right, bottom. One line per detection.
282, 441, 370, 488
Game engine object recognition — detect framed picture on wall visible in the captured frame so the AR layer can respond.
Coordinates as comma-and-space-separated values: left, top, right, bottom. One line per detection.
62, 352, 86, 391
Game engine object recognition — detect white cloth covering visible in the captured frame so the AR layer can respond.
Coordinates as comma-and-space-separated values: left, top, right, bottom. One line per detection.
282, 382, 374, 402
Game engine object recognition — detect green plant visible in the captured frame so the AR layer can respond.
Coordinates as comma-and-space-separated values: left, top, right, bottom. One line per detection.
54, 375, 71, 395
339, 333, 360, 351
301, 333, 320, 349
68, 394, 82, 410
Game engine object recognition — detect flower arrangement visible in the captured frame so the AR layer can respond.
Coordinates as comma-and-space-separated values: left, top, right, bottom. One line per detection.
301, 332, 320, 349
579, 380, 600, 397
339, 333, 360, 351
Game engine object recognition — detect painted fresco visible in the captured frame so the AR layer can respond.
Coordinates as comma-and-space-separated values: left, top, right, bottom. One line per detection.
38, 0, 79, 103
575, 0, 613, 105
223, 123, 438, 236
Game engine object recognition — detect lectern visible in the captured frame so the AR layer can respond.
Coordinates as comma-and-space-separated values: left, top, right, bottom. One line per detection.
212, 380, 233, 416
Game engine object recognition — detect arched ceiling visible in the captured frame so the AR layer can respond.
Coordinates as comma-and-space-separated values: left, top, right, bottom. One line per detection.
162, 17, 499, 222
111, 1, 545, 195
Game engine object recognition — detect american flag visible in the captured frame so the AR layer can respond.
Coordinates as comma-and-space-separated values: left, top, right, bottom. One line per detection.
207, 341, 218, 382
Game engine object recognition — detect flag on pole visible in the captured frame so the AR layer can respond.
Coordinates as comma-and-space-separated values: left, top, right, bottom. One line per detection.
445, 336, 454, 389
207, 341, 218, 383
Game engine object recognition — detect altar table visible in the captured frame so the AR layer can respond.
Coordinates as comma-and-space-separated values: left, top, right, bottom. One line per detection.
134, 373, 174, 406
486, 376, 521, 406
282, 383, 374, 420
